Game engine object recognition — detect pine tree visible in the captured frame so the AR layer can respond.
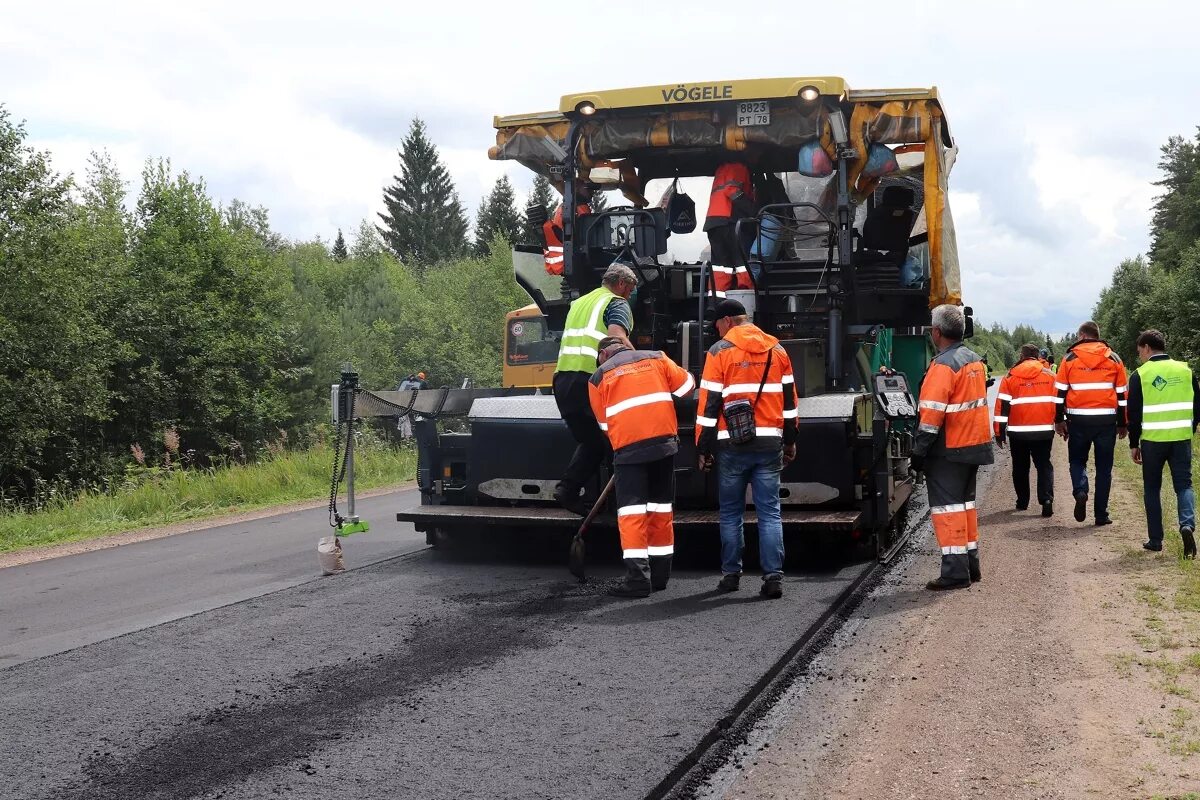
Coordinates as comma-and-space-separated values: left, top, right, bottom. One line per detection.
590, 191, 609, 213
473, 175, 523, 256
331, 228, 348, 262
521, 174, 558, 244
377, 118, 470, 271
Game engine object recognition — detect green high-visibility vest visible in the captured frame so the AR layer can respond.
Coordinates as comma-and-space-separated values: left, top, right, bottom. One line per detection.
555, 287, 631, 373
1137, 357, 1195, 442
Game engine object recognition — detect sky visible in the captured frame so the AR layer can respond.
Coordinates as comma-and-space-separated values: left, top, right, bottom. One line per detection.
4, 0, 1198, 337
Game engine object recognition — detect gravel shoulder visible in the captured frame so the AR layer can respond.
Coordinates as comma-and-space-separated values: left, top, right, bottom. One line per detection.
717, 441, 1200, 799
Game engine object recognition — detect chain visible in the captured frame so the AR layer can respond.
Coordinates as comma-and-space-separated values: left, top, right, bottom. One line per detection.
327, 387, 357, 529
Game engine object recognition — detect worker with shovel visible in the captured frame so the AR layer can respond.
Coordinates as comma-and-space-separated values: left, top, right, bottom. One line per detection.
588, 337, 694, 597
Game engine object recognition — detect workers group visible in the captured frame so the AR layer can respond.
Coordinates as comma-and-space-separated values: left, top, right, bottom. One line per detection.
555, 263, 797, 599
994, 322, 1199, 557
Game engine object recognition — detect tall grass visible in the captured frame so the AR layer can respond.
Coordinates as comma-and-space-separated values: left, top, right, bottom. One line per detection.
0, 438, 416, 554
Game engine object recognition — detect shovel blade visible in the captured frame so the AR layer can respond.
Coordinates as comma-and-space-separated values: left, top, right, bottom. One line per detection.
568, 533, 587, 581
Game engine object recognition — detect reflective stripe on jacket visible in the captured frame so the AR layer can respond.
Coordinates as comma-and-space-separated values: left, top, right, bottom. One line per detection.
703, 163, 754, 230
694, 323, 798, 454
1133, 356, 1195, 443
588, 350, 694, 464
1054, 339, 1127, 425
914, 342, 994, 464
994, 358, 1059, 440
542, 203, 590, 275
556, 286, 628, 374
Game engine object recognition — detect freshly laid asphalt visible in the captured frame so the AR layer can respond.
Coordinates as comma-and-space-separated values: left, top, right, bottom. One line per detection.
0, 492, 870, 800
0, 489, 426, 667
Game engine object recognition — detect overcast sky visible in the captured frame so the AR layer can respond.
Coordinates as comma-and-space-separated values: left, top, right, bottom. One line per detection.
5, 0, 1198, 336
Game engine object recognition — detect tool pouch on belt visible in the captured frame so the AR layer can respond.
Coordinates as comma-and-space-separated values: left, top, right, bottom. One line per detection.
721, 350, 772, 446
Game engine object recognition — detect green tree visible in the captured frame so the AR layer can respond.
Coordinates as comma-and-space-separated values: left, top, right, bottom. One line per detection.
0, 108, 113, 496
473, 175, 523, 256
331, 228, 348, 262
590, 190, 609, 213
1093, 256, 1155, 365
521, 174, 557, 243
377, 118, 469, 270
1150, 131, 1200, 273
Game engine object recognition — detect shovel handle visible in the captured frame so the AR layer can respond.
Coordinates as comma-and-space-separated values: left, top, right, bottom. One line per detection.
577, 475, 616, 537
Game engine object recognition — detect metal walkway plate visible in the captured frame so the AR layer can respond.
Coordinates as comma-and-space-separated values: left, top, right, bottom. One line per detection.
396, 505, 861, 532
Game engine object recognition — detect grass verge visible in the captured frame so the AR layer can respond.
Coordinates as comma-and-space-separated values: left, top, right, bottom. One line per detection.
0, 438, 416, 554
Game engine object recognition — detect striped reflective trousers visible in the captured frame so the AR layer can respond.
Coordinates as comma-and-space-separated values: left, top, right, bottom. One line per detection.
926, 457, 980, 582
614, 455, 676, 589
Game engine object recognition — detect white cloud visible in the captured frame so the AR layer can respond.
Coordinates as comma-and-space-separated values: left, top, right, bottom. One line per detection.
4, 0, 1200, 332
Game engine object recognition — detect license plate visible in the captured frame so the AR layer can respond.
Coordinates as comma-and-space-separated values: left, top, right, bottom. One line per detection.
737, 100, 770, 127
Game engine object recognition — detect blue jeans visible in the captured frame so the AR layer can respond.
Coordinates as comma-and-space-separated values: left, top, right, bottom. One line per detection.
1141, 439, 1196, 543
717, 448, 784, 579
1067, 424, 1117, 517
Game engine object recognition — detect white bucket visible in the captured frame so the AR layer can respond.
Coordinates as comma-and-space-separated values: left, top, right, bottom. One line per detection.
726, 288, 757, 318
317, 536, 345, 575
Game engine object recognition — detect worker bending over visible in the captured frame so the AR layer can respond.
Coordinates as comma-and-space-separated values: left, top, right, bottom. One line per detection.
588, 337, 694, 597
1054, 321, 1127, 525
994, 343, 1059, 517
912, 304, 994, 591
696, 298, 798, 599
1127, 329, 1200, 557
552, 263, 637, 515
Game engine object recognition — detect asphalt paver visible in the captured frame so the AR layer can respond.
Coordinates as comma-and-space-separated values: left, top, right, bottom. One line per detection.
1, 537, 868, 800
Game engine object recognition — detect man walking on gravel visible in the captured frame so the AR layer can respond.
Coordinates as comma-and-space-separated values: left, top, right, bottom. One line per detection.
1054, 321, 1128, 525
589, 337, 695, 597
993, 343, 1059, 517
1127, 329, 1200, 557
912, 305, 994, 591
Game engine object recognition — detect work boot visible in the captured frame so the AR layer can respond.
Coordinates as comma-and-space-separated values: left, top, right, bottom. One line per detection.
968, 550, 982, 583
1041, 501, 1054, 518
717, 573, 741, 592
1073, 493, 1088, 522
1094, 515, 1113, 527
760, 576, 783, 599
1183, 526, 1197, 559
553, 483, 589, 517
926, 576, 971, 591
649, 555, 673, 592
1143, 541, 1163, 552
610, 558, 652, 598
1015, 500, 1028, 511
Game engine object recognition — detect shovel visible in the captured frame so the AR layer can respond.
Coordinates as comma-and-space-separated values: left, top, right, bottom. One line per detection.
568, 476, 616, 582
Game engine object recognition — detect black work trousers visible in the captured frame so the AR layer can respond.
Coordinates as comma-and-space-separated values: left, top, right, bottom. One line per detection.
1010, 436, 1054, 507
553, 370, 611, 493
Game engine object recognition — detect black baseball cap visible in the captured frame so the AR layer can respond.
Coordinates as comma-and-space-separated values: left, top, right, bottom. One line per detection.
712, 298, 747, 320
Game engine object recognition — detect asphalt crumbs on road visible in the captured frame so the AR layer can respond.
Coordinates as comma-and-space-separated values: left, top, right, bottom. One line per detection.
1, 540, 869, 800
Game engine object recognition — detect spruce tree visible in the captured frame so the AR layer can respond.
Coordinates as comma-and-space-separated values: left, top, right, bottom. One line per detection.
331, 228, 348, 262
521, 174, 558, 244
377, 118, 469, 270
590, 191, 609, 212
473, 175, 523, 256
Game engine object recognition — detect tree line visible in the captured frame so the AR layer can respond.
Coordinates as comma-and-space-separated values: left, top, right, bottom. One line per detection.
1, 109, 536, 501
1092, 130, 1200, 367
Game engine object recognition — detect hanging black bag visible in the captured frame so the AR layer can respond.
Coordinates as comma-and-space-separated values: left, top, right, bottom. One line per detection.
666, 178, 697, 234
721, 349, 773, 446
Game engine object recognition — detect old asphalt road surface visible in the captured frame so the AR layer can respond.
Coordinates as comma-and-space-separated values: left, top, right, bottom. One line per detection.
0, 497, 871, 800
0, 488, 427, 667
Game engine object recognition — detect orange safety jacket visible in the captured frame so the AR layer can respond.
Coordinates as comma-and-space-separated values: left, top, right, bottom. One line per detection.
1054, 339, 1127, 426
994, 357, 1059, 440
543, 203, 591, 275
704, 163, 754, 227
588, 349, 694, 464
694, 323, 798, 454
914, 342, 993, 463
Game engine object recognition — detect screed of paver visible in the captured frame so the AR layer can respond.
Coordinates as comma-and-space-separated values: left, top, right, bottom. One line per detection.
719, 444, 1199, 799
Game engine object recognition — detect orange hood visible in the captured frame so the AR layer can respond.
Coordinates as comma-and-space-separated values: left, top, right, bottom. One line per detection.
1067, 339, 1116, 369
1009, 358, 1047, 378
724, 323, 779, 354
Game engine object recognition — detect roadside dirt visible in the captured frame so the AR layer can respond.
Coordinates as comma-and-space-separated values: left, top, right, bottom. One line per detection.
718, 443, 1200, 799
0, 482, 414, 570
